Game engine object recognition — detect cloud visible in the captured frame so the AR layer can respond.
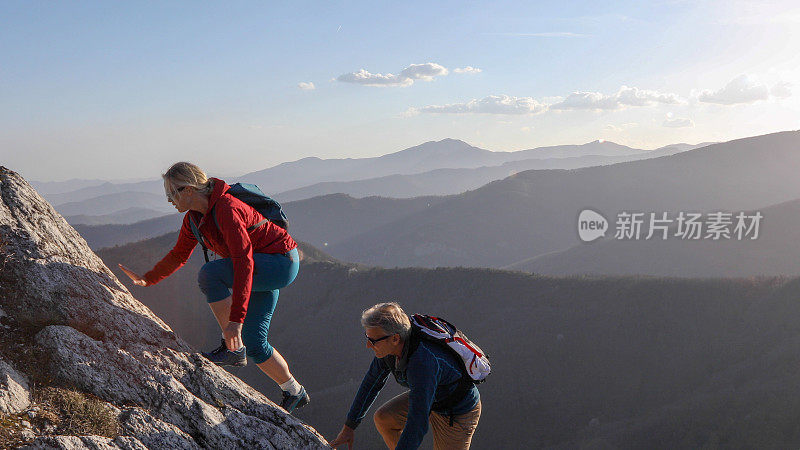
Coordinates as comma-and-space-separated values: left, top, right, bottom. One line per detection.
550, 86, 683, 110
697, 74, 770, 105
298, 82, 315, 90
409, 85, 682, 116
663, 117, 695, 128
337, 62, 448, 87
337, 69, 413, 87
771, 81, 792, 98
399, 63, 448, 80
454, 66, 482, 74
413, 95, 548, 115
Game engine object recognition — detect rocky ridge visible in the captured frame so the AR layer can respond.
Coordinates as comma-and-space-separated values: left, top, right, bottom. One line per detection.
0, 166, 328, 449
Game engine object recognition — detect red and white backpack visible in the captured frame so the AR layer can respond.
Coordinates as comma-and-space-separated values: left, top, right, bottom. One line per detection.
410, 314, 491, 383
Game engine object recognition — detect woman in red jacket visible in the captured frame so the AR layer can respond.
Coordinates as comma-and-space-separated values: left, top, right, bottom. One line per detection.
119, 162, 309, 413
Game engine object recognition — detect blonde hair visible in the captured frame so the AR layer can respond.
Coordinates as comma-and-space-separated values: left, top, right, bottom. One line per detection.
162, 162, 213, 198
361, 302, 411, 340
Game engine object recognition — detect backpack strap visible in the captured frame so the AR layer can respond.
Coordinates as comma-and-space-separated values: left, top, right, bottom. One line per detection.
210, 208, 271, 234
188, 214, 210, 263
410, 319, 478, 425
213, 207, 268, 232
194, 192, 276, 265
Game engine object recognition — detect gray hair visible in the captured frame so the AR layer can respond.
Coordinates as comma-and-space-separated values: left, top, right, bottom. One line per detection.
162, 162, 213, 199
361, 302, 411, 341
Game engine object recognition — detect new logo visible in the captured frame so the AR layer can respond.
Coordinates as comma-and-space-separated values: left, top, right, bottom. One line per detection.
578, 209, 608, 242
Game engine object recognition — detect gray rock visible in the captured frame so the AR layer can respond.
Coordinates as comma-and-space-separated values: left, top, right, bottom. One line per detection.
20, 427, 37, 441
0, 167, 329, 449
118, 407, 199, 450
0, 358, 30, 414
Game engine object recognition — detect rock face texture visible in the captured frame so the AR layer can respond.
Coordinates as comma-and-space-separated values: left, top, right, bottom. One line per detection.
0, 167, 328, 449
0, 357, 30, 414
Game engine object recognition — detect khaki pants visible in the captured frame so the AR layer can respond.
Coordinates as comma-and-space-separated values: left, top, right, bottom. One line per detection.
374, 391, 482, 449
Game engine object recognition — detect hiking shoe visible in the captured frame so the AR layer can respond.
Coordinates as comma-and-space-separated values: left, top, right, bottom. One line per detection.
202, 339, 247, 367
280, 386, 310, 413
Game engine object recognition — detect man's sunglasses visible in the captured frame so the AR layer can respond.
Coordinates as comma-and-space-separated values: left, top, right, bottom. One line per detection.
365, 333, 393, 344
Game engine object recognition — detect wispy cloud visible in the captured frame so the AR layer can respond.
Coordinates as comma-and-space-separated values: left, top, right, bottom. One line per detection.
408, 86, 683, 116
337, 63, 448, 87
407, 95, 548, 116
454, 66, 482, 74
400, 63, 449, 81
483, 32, 589, 38
298, 82, 316, 90
550, 86, 683, 110
697, 74, 774, 105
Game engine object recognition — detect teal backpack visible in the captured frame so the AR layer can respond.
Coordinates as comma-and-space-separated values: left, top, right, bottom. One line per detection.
188, 183, 289, 263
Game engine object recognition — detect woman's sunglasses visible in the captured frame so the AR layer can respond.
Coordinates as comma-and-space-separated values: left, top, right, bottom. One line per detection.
166, 186, 187, 201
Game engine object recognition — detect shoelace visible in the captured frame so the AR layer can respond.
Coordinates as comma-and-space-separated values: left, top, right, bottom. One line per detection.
210, 343, 228, 355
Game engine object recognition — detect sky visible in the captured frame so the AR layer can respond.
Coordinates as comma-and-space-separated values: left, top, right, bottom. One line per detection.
2, 0, 799, 181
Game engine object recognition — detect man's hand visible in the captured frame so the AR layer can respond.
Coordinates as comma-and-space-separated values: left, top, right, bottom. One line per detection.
329, 424, 355, 449
223, 321, 243, 351
118, 264, 149, 286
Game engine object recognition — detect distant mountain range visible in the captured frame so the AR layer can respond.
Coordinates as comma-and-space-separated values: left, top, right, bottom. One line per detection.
53, 191, 174, 217
66, 207, 171, 226
97, 234, 800, 449
74, 213, 183, 249
76, 194, 447, 250
505, 198, 800, 277
325, 131, 800, 268
29, 178, 108, 195
239, 139, 652, 195
47, 138, 702, 224
273, 142, 709, 202
77, 132, 799, 274
42, 179, 166, 205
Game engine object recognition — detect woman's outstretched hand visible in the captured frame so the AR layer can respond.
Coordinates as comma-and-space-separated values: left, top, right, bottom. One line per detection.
224, 321, 243, 351
118, 264, 149, 286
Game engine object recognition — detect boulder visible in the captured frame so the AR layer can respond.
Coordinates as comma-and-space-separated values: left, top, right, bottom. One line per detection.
0, 166, 328, 449
0, 358, 30, 414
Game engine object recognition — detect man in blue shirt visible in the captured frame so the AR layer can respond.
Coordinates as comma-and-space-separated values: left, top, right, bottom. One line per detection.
329, 302, 481, 449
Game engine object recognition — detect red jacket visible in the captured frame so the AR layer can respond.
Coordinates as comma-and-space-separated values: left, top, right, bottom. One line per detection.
144, 178, 297, 323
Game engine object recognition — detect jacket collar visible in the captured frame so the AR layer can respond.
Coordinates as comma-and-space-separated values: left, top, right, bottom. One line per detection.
191, 178, 229, 225
206, 178, 230, 212
395, 338, 411, 372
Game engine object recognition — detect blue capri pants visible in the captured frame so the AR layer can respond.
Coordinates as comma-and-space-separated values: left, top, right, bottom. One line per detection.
197, 248, 299, 364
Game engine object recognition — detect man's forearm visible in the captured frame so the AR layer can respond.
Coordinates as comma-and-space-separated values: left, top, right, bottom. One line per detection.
345, 358, 389, 428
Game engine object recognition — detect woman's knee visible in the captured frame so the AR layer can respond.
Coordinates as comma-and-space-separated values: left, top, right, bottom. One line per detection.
197, 261, 231, 301
197, 262, 217, 292
245, 340, 273, 364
